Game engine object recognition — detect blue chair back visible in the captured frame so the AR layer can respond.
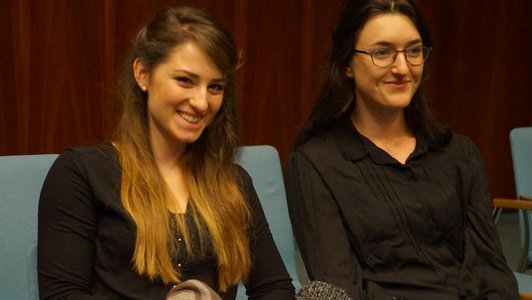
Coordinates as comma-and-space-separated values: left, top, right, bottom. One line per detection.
511, 127, 532, 201
510, 127, 532, 263
0, 154, 58, 300
235, 145, 301, 299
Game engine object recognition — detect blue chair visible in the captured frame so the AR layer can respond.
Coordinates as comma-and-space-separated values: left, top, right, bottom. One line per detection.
0, 149, 300, 299
493, 197, 532, 298
235, 145, 302, 299
511, 127, 532, 269
493, 126, 532, 298
0, 154, 59, 300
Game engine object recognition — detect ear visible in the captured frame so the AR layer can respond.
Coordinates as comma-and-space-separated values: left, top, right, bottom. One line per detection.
133, 58, 150, 91
345, 65, 354, 78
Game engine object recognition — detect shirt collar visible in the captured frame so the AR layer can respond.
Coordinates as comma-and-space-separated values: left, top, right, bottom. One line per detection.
332, 118, 430, 165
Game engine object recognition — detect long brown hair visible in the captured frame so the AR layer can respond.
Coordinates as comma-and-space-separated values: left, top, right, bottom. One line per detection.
296, 0, 450, 147
113, 6, 250, 291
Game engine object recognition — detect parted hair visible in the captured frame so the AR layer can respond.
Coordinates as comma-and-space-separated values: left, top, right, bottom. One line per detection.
113, 6, 250, 291
296, 0, 450, 147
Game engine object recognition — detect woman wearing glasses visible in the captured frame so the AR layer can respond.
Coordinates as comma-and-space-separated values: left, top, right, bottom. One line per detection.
285, 0, 518, 299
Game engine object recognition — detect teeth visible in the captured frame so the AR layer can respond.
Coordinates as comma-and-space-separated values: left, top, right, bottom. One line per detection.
178, 112, 201, 123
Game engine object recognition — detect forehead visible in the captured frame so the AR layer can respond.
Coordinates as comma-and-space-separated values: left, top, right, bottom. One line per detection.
356, 13, 420, 47
155, 41, 223, 79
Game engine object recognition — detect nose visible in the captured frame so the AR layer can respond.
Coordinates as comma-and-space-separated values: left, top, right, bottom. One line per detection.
189, 87, 209, 113
390, 52, 409, 75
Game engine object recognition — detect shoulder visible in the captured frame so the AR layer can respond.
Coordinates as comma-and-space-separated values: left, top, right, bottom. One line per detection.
296, 134, 335, 155
289, 125, 356, 171
233, 163, 253, 197
51, 144, 119, 178
428, 133, 487, 177
233, 163, 264, 216
41, 145, 120, 206
61, 144, 117, 161
234, 164, 260, 203
292, 132, 341, 163
234, 163, 252, 188
442, 132, 483, 160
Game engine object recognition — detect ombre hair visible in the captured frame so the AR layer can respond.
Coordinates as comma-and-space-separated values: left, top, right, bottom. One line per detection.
113, 6, 250, 291
296, 0, 450, 147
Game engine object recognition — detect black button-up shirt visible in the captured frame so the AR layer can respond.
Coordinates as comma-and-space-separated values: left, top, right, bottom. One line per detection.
286, 120, 518, 299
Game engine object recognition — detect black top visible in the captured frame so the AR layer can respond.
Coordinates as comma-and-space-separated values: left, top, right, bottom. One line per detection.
285, 120, 518, 300
38, 145, 295, 300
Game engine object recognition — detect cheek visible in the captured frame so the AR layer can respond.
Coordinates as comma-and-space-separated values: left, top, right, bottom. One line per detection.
211, 97, 223, 114
146, 94, 166, 115
353, 69, 384, 90
354, 61, 387, 82
412, 66, 424, 81
207, 97, 224, 123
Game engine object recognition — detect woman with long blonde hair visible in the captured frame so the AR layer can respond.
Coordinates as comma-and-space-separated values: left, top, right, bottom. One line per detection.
38, 6, 295, 299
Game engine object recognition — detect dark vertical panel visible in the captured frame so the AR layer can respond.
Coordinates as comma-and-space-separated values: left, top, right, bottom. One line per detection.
1, 0, 31, 153
239, 1, 304, 160
418, 0, 532, 197
237, 1, 341, 162
27, 1, 111, 152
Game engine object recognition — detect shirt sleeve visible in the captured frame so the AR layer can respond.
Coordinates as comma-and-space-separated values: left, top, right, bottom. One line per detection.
38, 150, 98, 299
238, 167, 296, 299
285, 151, 365, 299
458, 138, 519, 299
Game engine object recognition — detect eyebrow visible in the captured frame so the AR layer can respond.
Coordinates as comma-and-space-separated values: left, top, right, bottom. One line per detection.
371, 38, 423, 48
171, 69, 225, 83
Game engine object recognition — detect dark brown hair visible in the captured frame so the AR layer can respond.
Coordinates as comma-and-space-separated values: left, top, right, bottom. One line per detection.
296, 0, 450, 147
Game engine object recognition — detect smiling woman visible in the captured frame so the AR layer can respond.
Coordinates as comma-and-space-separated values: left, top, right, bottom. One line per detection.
285, 0, 519, 299
37, 6, 295, 300
347, 13, 424, 163
134, 42, 225, 153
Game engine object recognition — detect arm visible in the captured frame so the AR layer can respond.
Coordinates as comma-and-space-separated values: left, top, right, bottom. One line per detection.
38, 150, 98, 299
458, 139, 519, 299
239, 168, 295, 300
285, 151, 364, 299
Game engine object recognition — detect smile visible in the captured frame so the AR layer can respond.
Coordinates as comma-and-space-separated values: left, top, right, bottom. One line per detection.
386, 80, 410, 85
178, 112, 202, 123
385, 81, 410, 89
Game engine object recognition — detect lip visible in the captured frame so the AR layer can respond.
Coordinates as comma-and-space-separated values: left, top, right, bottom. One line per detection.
385, 81, 410, 89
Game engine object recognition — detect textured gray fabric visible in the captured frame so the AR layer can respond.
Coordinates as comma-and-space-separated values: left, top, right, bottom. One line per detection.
296, 281, 353, 300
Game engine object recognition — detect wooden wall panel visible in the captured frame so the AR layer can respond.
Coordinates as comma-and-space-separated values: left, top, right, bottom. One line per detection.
417, 0, 532, 198
1, 0, 530, 199
237, 1, 342, 165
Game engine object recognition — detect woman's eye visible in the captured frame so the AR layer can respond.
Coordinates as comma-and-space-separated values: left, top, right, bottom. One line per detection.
372, 48, 394, 57
176, 77, 193, 86
208, 84, 225, 94
406, 46, 423, 55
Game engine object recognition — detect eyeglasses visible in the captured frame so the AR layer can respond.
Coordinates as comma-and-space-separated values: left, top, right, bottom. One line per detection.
352, 45, 431, 68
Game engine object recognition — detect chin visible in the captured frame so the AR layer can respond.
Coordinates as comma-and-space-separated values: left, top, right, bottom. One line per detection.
174, 129, 206, 144
385, 95, 413, 108
181, 138, 201, 144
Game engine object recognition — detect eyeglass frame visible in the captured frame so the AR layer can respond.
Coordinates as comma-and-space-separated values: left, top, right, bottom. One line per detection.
351, 45, 432, 68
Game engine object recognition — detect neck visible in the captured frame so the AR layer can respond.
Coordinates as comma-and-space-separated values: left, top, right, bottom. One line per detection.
351, 104, 415, 165
351, 108, 412, 141
149, 127, 186, 172
149, 132, 189, 214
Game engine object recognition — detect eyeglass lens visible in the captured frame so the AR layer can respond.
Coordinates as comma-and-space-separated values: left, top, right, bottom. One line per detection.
372, 46, 430, 67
